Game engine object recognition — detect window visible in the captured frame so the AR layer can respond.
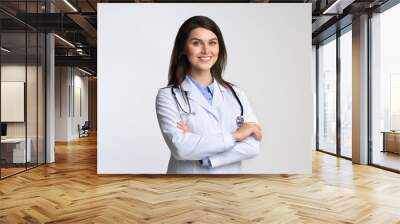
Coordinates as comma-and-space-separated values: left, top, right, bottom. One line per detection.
339, 28, 352, 158
371, 2, 400, 171
317, 37, 337, 154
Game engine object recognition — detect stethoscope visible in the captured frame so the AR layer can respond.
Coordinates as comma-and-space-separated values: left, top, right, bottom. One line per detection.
171, 84, 244, 127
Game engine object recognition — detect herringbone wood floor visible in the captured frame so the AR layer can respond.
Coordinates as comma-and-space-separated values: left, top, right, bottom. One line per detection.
1, 134, 400, 224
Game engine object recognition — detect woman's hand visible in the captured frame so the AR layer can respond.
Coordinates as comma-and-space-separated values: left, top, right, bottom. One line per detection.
178, 121, 262, 142
177, 121, 191, 133
233, 122, 262, 142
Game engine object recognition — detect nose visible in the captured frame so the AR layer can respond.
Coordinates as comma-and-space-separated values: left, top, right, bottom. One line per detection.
201, 43, 210, 54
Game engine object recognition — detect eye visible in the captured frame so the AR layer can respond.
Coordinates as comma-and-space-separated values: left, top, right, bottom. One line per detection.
192, 41, 200, 46
209, 41, 218, 46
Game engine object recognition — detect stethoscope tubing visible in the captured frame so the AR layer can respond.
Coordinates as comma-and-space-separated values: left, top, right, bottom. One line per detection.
170, 83, 244, 117
226, 84, 244, 117
171, 86, 192, 114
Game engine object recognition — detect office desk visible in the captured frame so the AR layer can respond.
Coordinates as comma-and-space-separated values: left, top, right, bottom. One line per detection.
382, 131, 400, 154
1, 138, 32, 163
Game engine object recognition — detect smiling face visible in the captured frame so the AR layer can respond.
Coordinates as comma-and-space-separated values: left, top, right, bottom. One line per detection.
185, 27, 219, 73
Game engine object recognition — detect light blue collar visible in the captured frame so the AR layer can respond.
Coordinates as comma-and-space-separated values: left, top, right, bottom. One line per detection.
187, 75, 214, 95
188, 75, 214, 105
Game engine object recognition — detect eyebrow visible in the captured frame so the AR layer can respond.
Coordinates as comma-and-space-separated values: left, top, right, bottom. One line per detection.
189, 38, 218, 41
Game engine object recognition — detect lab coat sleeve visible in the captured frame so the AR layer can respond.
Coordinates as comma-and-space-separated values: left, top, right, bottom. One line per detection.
208, 87, 260, 168
208, 137, 259, 168
156, 88, 235, 160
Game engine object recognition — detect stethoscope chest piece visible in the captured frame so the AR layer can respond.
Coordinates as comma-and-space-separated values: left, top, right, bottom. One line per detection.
236, 116, 244, 127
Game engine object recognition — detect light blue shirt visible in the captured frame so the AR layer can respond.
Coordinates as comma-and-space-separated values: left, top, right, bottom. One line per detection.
188, 75, 214, 105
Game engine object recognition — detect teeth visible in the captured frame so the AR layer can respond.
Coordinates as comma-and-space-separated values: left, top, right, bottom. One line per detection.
199, 57, 211, 61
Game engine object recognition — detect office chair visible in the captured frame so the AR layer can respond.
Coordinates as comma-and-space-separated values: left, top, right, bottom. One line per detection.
79, 121, 90, 138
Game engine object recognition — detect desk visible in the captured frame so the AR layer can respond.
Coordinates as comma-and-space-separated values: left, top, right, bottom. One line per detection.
1, 138, 31, 163
382, 131, 400, 154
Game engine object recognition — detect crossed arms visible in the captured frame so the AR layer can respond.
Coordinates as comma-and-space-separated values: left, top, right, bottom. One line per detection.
155, 88, 262, 168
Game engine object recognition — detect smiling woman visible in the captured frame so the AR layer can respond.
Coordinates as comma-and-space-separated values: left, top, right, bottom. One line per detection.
155, 16, 262, 174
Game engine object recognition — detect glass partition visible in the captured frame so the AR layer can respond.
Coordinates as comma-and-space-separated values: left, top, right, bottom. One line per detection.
371, 3, 400, 171
1, 31, 28, 177
0, 1, 46, 179
27, 31, 38, 169
317, 36, 337, 154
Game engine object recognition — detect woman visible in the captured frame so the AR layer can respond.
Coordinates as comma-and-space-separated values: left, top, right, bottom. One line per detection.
156, 16, 262, 174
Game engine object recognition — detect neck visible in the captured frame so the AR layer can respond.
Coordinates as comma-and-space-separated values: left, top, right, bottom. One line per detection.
189, 69, 213, 86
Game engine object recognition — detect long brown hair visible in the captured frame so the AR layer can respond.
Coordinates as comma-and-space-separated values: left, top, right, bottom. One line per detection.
168, 16, 231, 88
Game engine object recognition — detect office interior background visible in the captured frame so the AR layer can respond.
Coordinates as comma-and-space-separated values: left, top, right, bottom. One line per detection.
1, 0, 400, 223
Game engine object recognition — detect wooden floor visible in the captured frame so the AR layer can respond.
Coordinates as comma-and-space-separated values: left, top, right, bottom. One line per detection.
1, 135, 400, 223
373, 150, 400, 171
0, 167, 26, 178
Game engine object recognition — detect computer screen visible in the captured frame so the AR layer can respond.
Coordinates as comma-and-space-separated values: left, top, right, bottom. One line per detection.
1, 123, 7, 137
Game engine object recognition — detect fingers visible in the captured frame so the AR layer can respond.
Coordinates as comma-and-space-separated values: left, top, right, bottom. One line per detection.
177, 121, 187, 129
252, 123, 262, 131
254, 125, 262, 141
177, 122, 191, 133
243, 122, 261, 131
245, 122, 262, 141
176, 122, 183, 129
177, 123, 183, 130
253, 130, 262, 141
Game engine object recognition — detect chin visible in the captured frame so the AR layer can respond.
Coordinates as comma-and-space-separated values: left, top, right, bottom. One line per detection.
197, 62, 217, 70
193, 65, 213, 71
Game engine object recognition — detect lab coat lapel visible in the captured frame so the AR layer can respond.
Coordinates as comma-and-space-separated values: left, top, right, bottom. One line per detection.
212, 82, 224, 109
182, 77, 220, 121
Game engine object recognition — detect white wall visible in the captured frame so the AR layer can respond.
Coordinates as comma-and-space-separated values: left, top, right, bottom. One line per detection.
55, 67, 69, 141
55, 67, 89, 141
98, 3, 313, 174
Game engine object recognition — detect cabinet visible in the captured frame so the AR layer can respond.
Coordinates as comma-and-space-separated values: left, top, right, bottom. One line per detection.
382, 131, 400, 154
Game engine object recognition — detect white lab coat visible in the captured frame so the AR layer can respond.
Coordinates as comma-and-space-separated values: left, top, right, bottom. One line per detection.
156, 76, 260, 174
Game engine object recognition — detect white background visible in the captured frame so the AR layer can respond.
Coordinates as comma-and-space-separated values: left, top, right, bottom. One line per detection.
98, 3, 313, 174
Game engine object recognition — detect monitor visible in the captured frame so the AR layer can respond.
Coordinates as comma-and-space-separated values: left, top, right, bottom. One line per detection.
1, 123, 7, 137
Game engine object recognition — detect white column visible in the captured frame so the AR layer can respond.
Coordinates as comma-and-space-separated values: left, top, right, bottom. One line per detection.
46, 33, 55, 163
45, 0, 56, 163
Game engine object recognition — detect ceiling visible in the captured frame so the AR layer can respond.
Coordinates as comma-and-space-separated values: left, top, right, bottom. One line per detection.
0, 0, 392, 75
